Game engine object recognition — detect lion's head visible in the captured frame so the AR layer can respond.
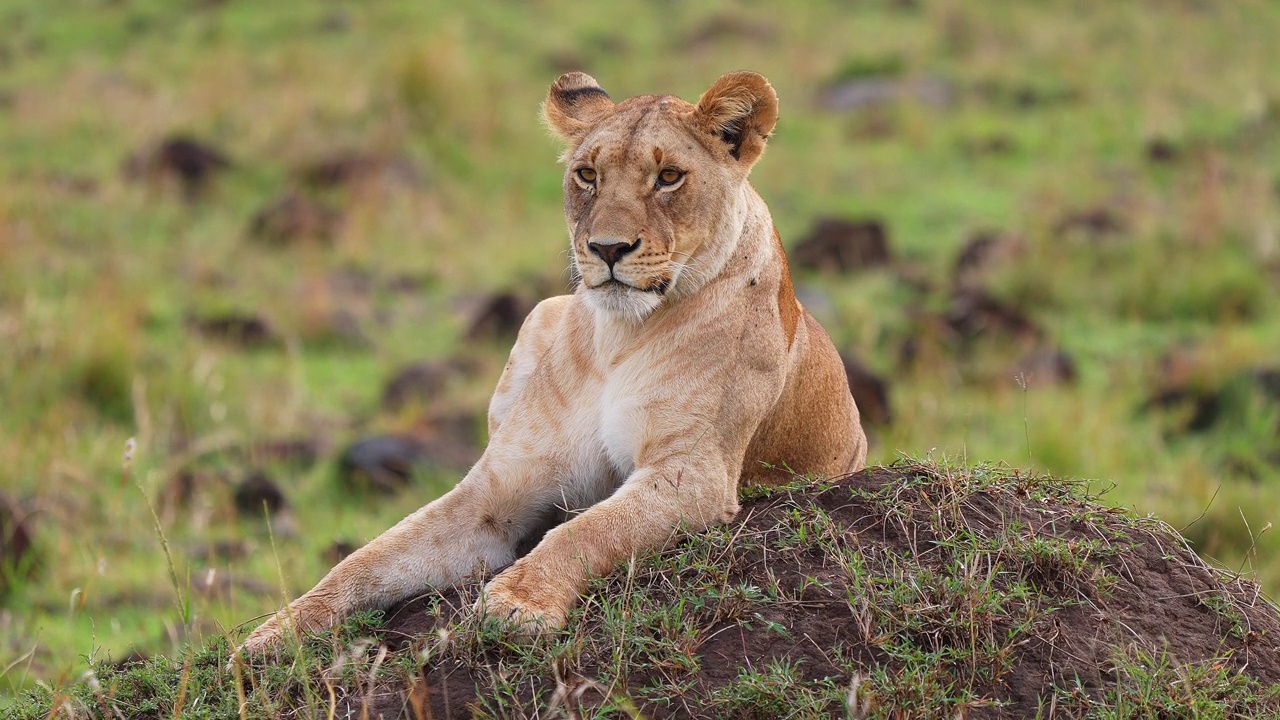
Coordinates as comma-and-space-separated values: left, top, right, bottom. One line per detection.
543, 71, 779, 320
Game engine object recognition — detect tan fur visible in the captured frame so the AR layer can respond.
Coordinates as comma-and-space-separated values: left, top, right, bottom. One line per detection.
238, 71, 867, 653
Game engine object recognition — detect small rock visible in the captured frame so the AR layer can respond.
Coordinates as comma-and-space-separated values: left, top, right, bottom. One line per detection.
322, 540, 359, 565
419, 411, 484, 451
186, 540, 249, 562
381, 360, 469, 413
820, 76, 953, 112
156, 469, 215, 522
248, 193, 342, 246
791, 218, 892, 274
973, 80, 1079, 110
108, 650, 150, 669
297, 152, 421, 190
302, 308, 373, 350
1145, 387, 1221, 433
1144, 366, 1280, 438
682, 15, 777, 51
123, 135, 232, 199
1145, 138, 1180, 164
1052, 208, 1125, 242
0, 494, 34, 596
247, 438, 323, 469
337, 429, 480, 495
189, 568, 271, 601
337, 435, 429, 494
841, 355, 892, 426
465, 293, 534, 341
953, 231, 1026, 289
234, 471, 287, 518
960, 135, 1017, 156
944, 289, 1041, 345
545, 51, 589, 75
1012, 347, 1078, 387
189, 312, 279, 349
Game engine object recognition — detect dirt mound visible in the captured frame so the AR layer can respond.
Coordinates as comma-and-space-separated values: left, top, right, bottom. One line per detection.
32, 464, 1280, 719
332, 463, 1280, 718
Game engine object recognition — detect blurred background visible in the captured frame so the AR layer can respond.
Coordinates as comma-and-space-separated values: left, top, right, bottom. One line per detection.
1, 0, 1278, 698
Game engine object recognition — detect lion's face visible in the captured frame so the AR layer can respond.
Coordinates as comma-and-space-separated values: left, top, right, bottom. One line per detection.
544, 72, 779, 320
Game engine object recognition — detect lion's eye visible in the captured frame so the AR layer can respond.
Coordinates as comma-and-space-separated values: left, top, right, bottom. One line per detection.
576, 168, 597, 184
657, 168, 684, 187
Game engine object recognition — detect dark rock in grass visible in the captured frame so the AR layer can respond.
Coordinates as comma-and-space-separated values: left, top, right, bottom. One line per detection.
123, 135, 232, 199
1146, 137, 1181, 163
1053, 207, 1126, 242
303, 308, 374, 350
959, 134, 1018, 156
297, 152, 421, 191
337, 463, 1280, 719
381, 360, 472, 413
1146, 366, 1280, 441
107, 650, 149, 670
186, 540, 249, 562
682, 15, 777, 52
234, 471, 287, 519
973, 79, 1080, 110
422, 411, 485, 452
248, 192, 342, 246
840, 354, 892, 426
322, 540, 359, 565
952, 230, 1026, 289
336, 435, 430, 494
896, 290, 1043, 373
465, 292, 535, 342
337, 427, 480, 494
1011, 347, 1078, 387
1146, 386, 1222, 433
944, 288, 1041, 346
791, 217, 892, 274
189, 312, 280, 349
819, 76, 953, 112
190, 568, 271, 601
0, 494, 34, 597
246, 437, 324, 469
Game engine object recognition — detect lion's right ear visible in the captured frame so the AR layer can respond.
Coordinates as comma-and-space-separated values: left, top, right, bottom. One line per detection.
543, 72, 615, 146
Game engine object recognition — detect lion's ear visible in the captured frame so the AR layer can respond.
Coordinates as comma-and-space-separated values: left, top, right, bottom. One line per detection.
693, 71, 779, 166
543, 72, 615, 145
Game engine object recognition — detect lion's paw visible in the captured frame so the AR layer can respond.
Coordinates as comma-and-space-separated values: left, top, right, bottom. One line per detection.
480, 577, 568, 635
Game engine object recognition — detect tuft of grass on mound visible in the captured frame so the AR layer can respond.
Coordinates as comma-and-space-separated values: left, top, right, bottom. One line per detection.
16, 461, 1280, 719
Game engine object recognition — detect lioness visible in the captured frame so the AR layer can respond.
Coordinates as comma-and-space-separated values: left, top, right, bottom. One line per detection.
240, 71, 867, 653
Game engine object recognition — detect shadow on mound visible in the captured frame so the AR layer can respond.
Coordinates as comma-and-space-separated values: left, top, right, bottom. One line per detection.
332, 463, 1280, 718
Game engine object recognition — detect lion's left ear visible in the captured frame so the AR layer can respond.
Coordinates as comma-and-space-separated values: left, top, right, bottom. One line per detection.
693, 71, 779, 166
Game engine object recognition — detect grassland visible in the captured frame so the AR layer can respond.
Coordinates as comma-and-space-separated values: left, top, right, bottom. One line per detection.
1, 0, 1279, 708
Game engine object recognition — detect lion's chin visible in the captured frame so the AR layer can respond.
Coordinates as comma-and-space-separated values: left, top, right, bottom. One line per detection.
582, 280, 664, 321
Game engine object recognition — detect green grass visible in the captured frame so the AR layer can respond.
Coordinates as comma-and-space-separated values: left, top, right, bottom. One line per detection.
1, 0, 1280, 706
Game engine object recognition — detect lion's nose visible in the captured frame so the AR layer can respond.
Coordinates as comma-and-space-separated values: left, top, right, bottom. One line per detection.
587, 239, 639, 269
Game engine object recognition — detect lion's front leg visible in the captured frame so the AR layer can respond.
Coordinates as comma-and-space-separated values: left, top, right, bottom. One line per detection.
482, 460, 738, 632
237, 480, 508, 655
237, 445, 570, 655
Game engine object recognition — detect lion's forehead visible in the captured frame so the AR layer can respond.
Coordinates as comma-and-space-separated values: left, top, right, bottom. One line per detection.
579, 97, 706, 169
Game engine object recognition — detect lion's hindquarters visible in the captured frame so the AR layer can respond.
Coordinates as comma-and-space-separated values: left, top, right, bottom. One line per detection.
743, 310, 864, 486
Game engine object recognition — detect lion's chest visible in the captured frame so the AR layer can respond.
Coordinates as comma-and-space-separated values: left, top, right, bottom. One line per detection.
562, 352, 667, 488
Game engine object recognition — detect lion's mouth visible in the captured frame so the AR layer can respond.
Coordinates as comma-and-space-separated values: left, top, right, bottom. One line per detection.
588, 277, 669, 295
